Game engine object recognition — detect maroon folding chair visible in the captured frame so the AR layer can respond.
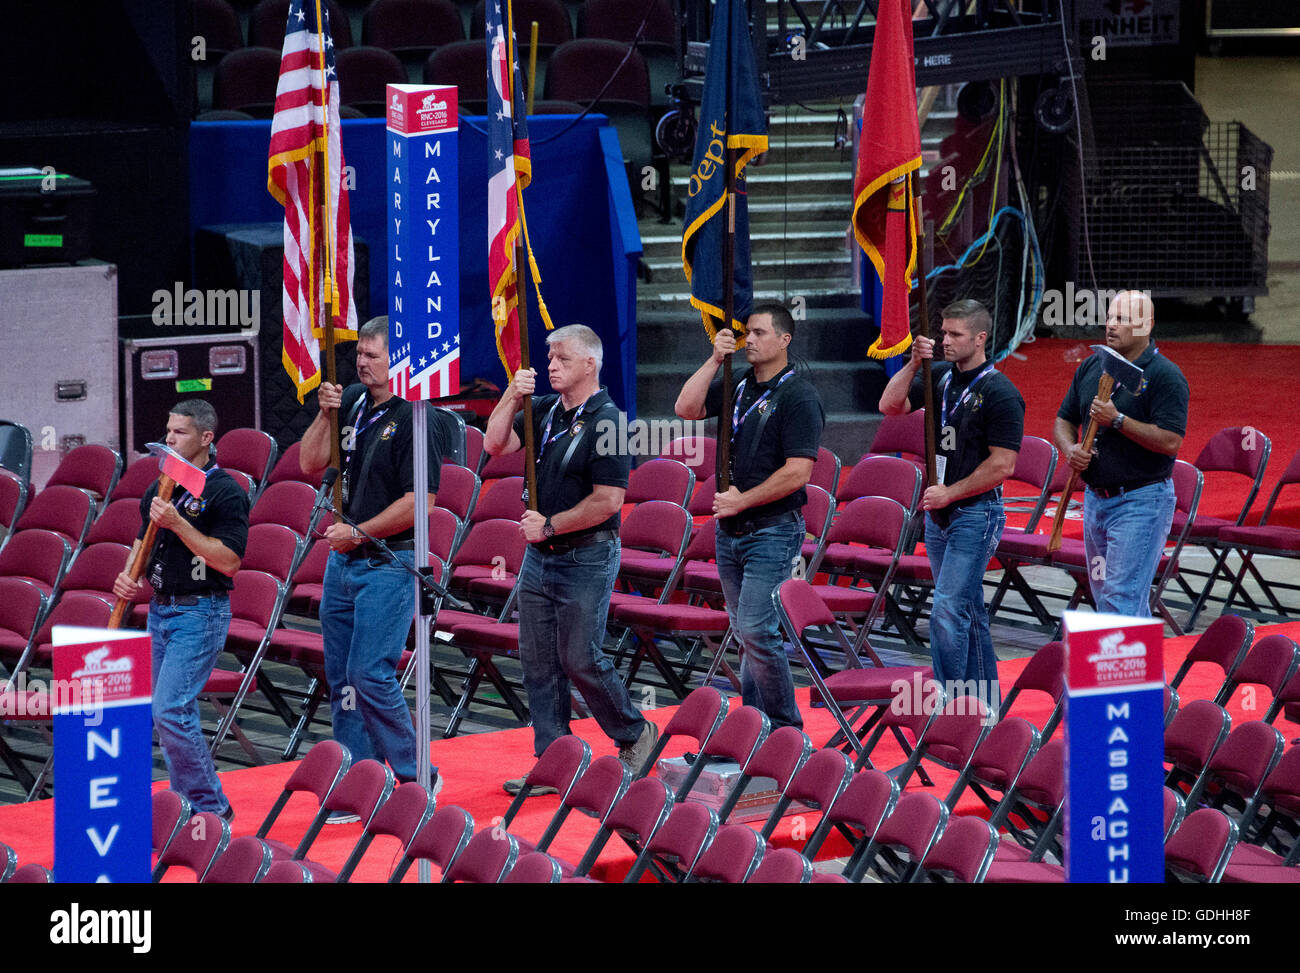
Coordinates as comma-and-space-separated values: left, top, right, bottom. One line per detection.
249, 0, 351, 49
310, 780, 437, 883
57, 541, 131, 603
1236, 744, 1300, 859
0, 468, 28, 549
773, 578, 929, 757
1183, 720, 1285, 815
665, 704, 771, 807
20, 592, 115, 680
987, 435, 1060, 626
424, 40, 492, 112
748, 847, 813, 883
443, 828, 519, 883
867, 409, 926, 467
686, 823, 765, 883
153, 812, 231, 882
1217, 446, 1300, 622
658, 435, 716, 485
266, 441, 324, 490
914, 815, 999, 883
850, 791, 949, 883
294, 760, 396, 879
14, 485, 96, 550
796, 484, 837, 580
240, 522, 304, 583
623, 800, 718, 884
1164, 700, 1233, 795
45, 443, 123, 504
390, 804, 473, 882
716, 726, 813, 826
202, 836, 274, 883
997, 640, 1066, 742
756, 746, 854, 843
1178, 427, 1273, 627
500, 736, 592, 832
249, 481, 321, 540
504, 851, 564, 883
510, 756, 632, 874
435, 462, 481, 549
336, 45, 408, 115
0, 577, 46, 673
151, 789, 192, 879
469, 475, 525, 523
215, 428, 279, 499
86, 497, 144, 546
942, 716, 1041, 830
108, 454, 159, 502
0, 528, 73, 598
8, 862, 53, 883
254, 740, 352, 859
834, 453, 923, 511
802, 767, 898, 862
1166, 807, 1238, 882
574, 775, 675, 879
478, 448, 526, 483
1169, 613, 1254, 704
1220, 634, 1300, 723
210, 569, 290, 756
626, 458, 695, 506
261, 860, 314, 883
628, 686, 726, 779
285, 537, 329, 617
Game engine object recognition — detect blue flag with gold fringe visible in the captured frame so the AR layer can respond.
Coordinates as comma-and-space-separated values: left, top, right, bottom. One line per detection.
681, 0, 768, 342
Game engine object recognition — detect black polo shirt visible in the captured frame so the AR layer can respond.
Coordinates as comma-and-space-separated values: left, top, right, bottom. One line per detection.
139, 460, 249, 595
703, 364, 825, 532
1056, 344, 1188, 490
339, 384, 443, 545
512, 388, 630, 536
908, 360, 1025, 510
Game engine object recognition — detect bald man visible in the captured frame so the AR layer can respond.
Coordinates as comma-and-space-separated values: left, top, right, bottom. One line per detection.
1054, 291, 1189, 616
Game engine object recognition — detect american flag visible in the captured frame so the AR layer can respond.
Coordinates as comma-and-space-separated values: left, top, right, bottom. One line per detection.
487, 0, 531, 379
267, 0, 357, 403
388, 332, 461, 400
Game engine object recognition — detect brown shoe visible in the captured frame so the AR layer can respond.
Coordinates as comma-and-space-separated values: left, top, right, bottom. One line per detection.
618, 720, 660, 776
503, 777, 559, 797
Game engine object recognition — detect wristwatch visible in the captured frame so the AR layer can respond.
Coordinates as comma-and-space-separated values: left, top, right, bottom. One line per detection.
543, 517, 555, 539
351, 526, 362, 541
1112, 412, 1126, 431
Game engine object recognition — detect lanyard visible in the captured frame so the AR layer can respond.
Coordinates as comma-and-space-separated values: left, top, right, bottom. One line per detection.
731, 369, 794, 444
175, 461, 219, 509
939, 363, 996, 430
539, 398, 588, 460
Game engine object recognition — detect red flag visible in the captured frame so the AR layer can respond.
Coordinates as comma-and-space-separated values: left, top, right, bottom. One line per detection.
852, 0, 922, 359
267, 0, 357, 403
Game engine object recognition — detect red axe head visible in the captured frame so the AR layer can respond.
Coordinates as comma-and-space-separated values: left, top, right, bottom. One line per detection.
145, 442, 208, 497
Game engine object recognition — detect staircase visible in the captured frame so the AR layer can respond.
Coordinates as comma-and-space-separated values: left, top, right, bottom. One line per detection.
633, 93, 959, 464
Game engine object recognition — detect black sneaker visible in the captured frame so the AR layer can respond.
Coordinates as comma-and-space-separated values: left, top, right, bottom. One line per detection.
219, 804, 235, 823
325, 809, 361, 825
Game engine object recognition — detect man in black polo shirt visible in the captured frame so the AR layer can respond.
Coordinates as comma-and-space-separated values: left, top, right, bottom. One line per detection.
1055, 290, 1188, 616
112, 399, 248, 819
485, 324, 656, 792
300, 316, 442, 804
879, 299, 1024, 709
675, 302, 825, 730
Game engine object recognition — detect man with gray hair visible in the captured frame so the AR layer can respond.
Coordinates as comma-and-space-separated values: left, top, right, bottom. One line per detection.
485, 324, 657, 793
300, 315, 443, 810
1055, 290, 1187, 616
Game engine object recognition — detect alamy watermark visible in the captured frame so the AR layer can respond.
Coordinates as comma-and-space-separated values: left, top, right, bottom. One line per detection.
1040, 284, 1153, 334
593, 417, 710, 465
151, 284, 259, 329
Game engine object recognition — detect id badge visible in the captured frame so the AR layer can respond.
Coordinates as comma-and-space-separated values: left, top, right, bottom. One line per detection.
934, 454, 948, 485
340, 470, 350, 505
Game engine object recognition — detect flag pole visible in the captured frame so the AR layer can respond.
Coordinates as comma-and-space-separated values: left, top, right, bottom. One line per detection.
313, 0, 343, 513
506, 0, 539, 510
717, 134, 737, 492
911, 170, 937, 488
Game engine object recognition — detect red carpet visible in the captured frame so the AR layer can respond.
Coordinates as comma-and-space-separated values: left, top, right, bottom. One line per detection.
3, 620, 1297, 882
999, 339, 1300, 533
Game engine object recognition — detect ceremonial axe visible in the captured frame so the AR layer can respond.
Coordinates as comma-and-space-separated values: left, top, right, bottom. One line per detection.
1046, 345, 1145, 553
108, 443, 208, 629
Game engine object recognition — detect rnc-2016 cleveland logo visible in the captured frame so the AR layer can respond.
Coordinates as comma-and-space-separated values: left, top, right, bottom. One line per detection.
1084, 631, 1149, 684
70, 645, 138, 702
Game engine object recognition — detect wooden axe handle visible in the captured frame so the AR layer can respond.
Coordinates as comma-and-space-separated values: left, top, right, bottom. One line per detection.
1046, 372, 1116, 553
108, 475, 176, 629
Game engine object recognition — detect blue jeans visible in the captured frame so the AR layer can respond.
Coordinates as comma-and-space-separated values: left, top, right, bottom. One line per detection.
517, 538, 645, 757
321, 549, 419, 781
149, 594, 233, 815
715, 518, 805, 730
924, 498, 1004, 710
1083, 478, 1176, 617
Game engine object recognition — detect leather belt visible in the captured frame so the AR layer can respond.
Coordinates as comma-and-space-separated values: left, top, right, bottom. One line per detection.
537, 529, 617, 555
154, 591, 226, 607
721, 510, 800, 538
345, 539, 417, 560
1088, 477, 1169, 499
